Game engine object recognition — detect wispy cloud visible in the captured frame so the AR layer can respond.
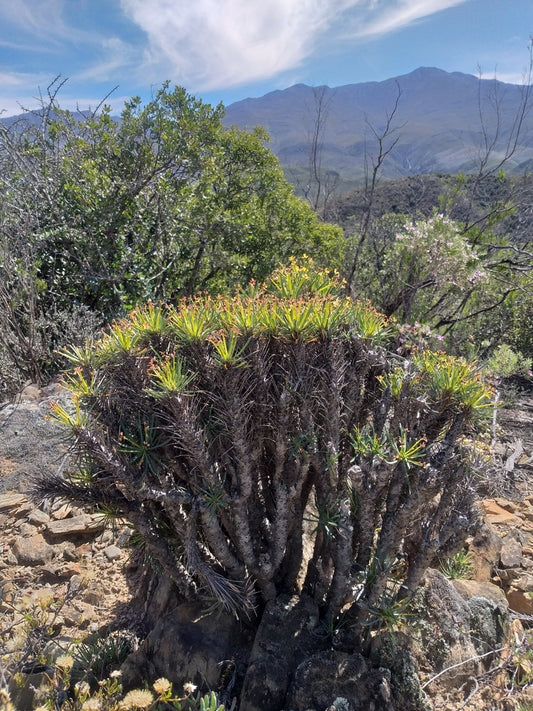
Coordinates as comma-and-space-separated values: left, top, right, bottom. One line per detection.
120, 0, 347, 89
354, 0, 469, 38
75, 37, 138, 82
120, 0, 469, 90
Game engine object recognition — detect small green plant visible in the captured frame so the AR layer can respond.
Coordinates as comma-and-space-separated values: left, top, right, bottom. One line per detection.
71, 631, 137, 683
359, 587, 414, 645
485, 344, 532, 381
438, 550, 474, 580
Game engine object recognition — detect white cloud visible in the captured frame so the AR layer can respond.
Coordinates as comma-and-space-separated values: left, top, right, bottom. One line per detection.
75, 37, 138, 82
120, 0, 350, 89
354, 0, 468, 38
120, 0, 469, 90
0, 0, 75, 44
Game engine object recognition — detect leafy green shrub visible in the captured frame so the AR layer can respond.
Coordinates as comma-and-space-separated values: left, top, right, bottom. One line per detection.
0, 84, 343, 393
484, 344, 532, 381
32, 262, 492, 644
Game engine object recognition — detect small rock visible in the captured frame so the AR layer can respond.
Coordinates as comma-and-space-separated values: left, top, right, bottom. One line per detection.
500, 535, 523, 568
46, 514, 102, 536
507, 589, 533, 615
28, 509, 51, 526
513, 573, 533, 592
103, 545, 122, 561
62, 542, 80, 562
12, 533, 55, 566
51, 502, 73, 520
0, 493, 27, 511
481, 499, 522, 526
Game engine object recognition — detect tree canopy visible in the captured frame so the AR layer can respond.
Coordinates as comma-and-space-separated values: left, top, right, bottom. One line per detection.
0, 82, 343, 393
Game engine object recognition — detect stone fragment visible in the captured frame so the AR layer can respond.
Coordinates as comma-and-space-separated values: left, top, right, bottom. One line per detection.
46, 514, 104, 536
62, 542, 80, 562
103, 545, 122, 561
513, 573, 533, 592
480, 500, 522, 525
0, 493, 27, 510
28, 509, 51, 526
500, 535, 523, 568
12, 533, 55, 566
50, 502, 73, 520
507, 589, 533, 615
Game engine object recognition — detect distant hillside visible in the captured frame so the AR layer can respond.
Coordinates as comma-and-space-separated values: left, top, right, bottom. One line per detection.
224, 67, 533, 188
334, 171, 533, 246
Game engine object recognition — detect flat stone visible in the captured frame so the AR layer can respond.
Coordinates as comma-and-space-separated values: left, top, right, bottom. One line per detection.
500, 535, 523, 568
103, 545, 122, 561
50, 503, 73, 520
0, 493, 27, 510
12, 533, 55, 566
46, 514, 104, 536
494, 498, 520, 513
507, 589, 533, 615
28, 510, 50, 526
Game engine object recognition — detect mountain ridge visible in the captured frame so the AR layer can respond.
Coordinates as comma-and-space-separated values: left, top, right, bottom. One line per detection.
223, 67, 533, 186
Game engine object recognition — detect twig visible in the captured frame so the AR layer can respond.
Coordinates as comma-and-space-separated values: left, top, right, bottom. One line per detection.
421, 646, 509, 689
456, 676, 479, 710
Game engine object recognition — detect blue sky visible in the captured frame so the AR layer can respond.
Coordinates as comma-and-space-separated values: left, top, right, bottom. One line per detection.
0, 0, 531, 117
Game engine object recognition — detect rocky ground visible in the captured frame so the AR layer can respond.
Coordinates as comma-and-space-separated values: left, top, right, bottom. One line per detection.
1, 382, 533, 710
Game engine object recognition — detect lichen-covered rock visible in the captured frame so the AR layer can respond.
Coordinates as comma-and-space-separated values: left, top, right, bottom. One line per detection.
407, 568, 510, 705
287, 649, 397, 711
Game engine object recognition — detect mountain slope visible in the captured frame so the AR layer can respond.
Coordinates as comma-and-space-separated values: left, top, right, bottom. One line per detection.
223, 67, 533, 185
